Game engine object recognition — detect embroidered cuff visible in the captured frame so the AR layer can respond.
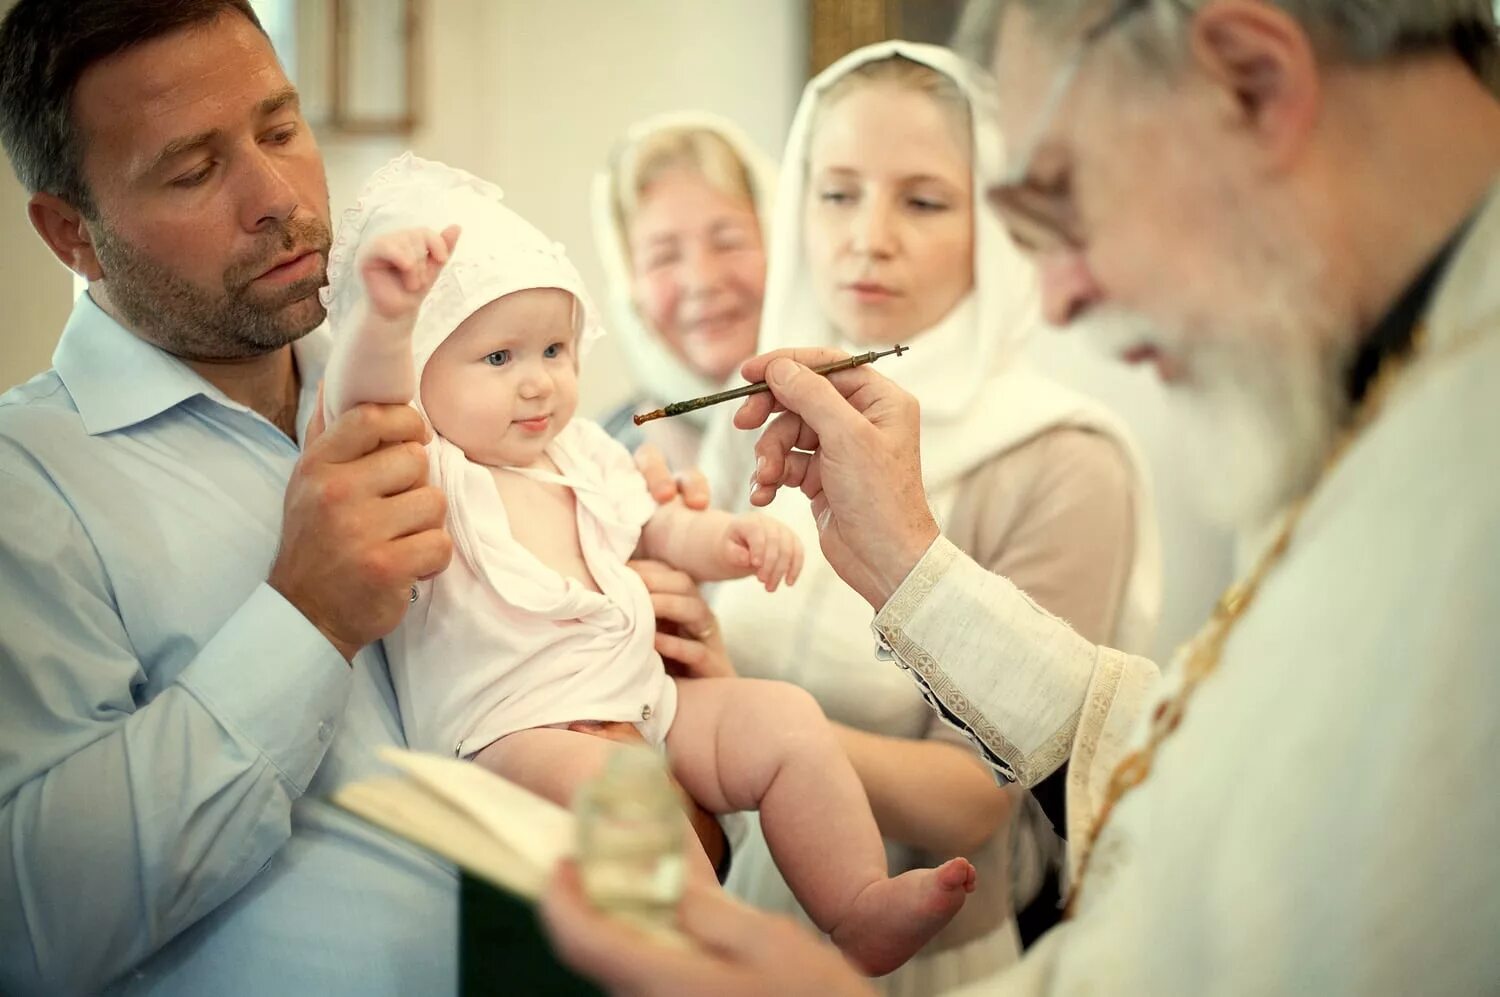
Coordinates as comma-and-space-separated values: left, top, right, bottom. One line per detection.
872, 537, 1093, 789
872, 539, 1019, 783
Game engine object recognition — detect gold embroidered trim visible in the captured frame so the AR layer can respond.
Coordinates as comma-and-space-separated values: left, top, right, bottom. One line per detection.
880, 626, 1028, 782
876, 537, 959, 630
1066, 649, 1124, 879
1029, 706, 1082, 785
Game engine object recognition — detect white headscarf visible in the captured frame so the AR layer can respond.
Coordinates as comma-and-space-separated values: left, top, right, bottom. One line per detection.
590, 112, 778, 428
702, 41, 1160, 654
323, 152, 604, 423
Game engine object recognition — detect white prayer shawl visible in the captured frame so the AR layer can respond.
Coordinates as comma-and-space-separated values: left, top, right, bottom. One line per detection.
590, 112, 779, 433
888, 182, 1500, 995
321, 155, 676, 756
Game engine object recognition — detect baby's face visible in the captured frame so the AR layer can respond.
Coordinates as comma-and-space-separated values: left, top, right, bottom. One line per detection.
420, 287, 580, 467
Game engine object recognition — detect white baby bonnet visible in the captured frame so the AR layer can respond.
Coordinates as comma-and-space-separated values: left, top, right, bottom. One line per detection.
321, 152, 605, 417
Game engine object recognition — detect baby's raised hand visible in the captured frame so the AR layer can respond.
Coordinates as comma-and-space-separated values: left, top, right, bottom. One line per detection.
723, 512, 803, 592
358, 225, 461, 319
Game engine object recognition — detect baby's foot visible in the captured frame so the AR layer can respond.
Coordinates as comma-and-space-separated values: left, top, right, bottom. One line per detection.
829, 857, 977, 976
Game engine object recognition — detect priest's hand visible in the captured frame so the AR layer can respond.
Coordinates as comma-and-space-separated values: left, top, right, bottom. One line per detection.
735, 348, 939, 611
541, 861, 874, 997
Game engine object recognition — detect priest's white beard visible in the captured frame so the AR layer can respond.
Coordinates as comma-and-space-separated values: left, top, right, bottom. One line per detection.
1079, 278, 1350, 534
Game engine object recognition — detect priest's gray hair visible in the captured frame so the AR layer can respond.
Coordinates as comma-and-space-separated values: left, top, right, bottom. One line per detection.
954, 0, 1500, 95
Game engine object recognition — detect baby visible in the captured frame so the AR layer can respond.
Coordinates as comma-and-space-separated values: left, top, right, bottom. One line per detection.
321, 155, 973, 975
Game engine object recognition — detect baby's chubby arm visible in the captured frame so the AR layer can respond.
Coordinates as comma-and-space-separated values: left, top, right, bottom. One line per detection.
638, 503, 803, 592
323, 225, 461, 416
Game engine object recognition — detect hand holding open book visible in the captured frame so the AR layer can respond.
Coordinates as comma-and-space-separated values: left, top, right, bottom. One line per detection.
335, 746, 689, 930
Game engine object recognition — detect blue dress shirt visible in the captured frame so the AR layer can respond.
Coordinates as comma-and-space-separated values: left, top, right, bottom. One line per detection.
0, 293, 457, 995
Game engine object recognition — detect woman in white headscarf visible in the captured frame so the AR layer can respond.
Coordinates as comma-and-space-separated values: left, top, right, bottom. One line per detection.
695, 43, 1163, 994
594, 114, 777, 472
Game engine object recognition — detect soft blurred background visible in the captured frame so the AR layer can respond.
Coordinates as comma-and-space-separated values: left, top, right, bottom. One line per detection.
3, 0, 974, 409
0, 0, 1212, 662
25, 0, 1488, 658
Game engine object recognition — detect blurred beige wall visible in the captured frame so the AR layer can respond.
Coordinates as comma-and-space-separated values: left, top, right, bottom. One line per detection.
0, 0, 72, 392
0, 168, 72, 392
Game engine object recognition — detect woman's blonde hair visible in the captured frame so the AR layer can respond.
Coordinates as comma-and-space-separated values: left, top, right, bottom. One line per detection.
611, 126, 759, 251
815, 54, 973, 152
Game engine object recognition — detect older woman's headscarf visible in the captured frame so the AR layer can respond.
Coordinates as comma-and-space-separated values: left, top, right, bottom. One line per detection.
591, 112, 778, 428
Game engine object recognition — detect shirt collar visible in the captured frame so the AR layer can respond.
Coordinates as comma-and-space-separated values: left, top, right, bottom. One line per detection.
291, 321, 330, 445
53, 290, 333, 440
53, 292, 210, 435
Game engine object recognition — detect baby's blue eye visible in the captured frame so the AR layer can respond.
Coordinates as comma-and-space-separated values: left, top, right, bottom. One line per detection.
484, 350, 510, 367
544, 343, 563, 359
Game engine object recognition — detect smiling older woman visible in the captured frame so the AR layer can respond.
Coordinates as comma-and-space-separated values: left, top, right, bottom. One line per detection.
594, 114, 777, 472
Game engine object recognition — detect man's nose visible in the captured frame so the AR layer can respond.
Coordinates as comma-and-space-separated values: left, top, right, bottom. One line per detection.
237, 149, 299, 233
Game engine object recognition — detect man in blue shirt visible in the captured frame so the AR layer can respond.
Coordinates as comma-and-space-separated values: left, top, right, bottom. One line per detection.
0, 2, 461, 992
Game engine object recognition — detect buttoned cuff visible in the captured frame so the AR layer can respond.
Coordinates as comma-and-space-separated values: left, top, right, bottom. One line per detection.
177, 583, 352, 794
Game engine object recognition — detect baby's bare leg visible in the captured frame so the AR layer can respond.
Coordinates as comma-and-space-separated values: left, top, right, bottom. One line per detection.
667, 679, 884, 914
473, 728, 717, 885
667, 679, 974, 975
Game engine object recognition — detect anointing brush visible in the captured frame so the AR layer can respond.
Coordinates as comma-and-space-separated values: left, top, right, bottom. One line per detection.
633, 345, 909, 426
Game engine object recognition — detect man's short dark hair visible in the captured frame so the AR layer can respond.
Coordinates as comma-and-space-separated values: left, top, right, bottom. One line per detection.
0, 0, 267, 218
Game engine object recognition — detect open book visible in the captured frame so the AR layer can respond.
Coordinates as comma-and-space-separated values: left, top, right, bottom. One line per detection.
332, 746, 576, 900
335, 748, 621, 994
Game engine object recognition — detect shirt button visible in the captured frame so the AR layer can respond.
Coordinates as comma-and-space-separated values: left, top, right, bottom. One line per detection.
317, 722, 333, 743
640, 704, 653, 721
409, 584, 420, 604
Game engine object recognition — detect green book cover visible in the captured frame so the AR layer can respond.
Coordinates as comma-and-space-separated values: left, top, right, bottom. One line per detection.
460, 872, 602, 996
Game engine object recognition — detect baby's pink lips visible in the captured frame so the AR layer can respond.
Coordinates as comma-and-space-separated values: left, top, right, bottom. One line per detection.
514, 414, 551, 433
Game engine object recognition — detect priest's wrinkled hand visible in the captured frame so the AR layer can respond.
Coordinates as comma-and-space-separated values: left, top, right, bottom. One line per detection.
540, 861, 874, 997
735, 348, 939, 610
635, 443, 711, 511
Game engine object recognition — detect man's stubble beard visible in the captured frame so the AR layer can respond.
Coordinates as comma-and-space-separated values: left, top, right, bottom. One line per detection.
89, 212, 333, 362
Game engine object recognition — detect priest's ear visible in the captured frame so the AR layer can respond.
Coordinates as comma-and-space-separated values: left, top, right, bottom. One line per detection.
28, 192, 104, 281
1186, 0, 1321, 175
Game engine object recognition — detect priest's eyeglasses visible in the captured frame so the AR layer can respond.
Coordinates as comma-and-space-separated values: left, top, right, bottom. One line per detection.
989, 0, 1169, 254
